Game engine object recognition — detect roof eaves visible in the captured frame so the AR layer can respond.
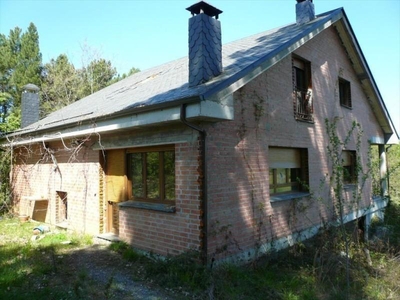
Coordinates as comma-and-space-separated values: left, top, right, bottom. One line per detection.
337, 10, 399, 142
3, 95, 202, 142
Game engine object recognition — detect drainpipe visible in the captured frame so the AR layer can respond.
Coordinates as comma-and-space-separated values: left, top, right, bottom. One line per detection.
180, 104, 208, 264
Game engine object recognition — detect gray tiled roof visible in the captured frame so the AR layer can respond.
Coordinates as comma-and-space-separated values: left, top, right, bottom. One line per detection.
17, 9, 342, 135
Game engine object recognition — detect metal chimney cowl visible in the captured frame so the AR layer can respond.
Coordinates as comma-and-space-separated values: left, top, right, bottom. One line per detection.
187, 1, 223, 87
21, 83, 40, 128
296, 0, 315, 25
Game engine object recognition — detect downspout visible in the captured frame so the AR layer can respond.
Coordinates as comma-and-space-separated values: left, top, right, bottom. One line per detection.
180, 104, 208, 264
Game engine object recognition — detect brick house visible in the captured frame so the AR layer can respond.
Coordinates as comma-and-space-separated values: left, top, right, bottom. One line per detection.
2, 1, 398, 263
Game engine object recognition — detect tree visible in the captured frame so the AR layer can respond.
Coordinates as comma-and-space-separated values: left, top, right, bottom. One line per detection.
78, 58, 117, 98
0, 23, 42, 133
109, 66, 141, 85
41, 54, 80, 116
0, 29, 20, 131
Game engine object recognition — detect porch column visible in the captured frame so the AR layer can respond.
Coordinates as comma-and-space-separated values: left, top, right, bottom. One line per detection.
378, 144, 388, 197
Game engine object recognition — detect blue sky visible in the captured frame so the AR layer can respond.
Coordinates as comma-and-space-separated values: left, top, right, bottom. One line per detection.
1, 0, 399, 135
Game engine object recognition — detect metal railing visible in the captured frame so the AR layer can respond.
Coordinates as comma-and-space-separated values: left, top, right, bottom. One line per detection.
293, 88, 313, 122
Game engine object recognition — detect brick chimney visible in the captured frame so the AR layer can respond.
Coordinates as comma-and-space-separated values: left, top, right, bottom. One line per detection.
21, 83, 40, 128
186, 1, 223, 87
296, 0, 315, 25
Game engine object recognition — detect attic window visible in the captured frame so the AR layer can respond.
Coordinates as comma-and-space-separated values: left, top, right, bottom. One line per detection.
292, 56, 313, 122
339, 78, 352, 108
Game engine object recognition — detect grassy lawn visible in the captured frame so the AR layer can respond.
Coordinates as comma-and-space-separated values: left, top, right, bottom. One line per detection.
0, 218, 95, 299
1, 198, 399, 300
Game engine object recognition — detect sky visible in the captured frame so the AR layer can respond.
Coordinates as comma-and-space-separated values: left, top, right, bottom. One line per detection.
0, 0, 399, 136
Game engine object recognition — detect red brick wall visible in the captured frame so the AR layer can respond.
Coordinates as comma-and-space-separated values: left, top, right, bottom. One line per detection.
205, 26, 384, 261
118, 141, 202, 256
13, 139, 101, 234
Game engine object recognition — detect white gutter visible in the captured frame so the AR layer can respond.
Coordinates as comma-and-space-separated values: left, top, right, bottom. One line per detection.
4, 98, 234, 147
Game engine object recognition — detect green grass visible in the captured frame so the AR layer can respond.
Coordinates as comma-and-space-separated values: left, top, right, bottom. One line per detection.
1, 197, 399, 299
0, 216, 95, 299
109, 198, 400, 300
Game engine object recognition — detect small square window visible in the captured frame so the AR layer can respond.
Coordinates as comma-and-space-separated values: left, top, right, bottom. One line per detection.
339, 78, 352, 108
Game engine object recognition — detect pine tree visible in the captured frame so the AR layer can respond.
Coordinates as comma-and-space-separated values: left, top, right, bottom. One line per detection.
0, 23, 42, 133
41, 54, 80, 116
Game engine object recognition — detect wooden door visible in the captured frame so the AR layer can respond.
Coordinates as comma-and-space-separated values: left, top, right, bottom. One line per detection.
105, 149, 127, 234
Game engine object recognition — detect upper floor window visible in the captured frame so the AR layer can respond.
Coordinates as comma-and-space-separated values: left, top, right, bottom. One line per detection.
269, 147, 309, 196
292, 56, 313, 122
127, 145, 175, 204
339, 78, 352, 108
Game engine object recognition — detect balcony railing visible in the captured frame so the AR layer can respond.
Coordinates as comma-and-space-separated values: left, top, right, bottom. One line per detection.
293, 88, 313, 122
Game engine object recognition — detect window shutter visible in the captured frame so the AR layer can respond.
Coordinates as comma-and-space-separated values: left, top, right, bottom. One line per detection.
342, 151, 352, 166
269, 148, 301, 169
293, 58, 305, 70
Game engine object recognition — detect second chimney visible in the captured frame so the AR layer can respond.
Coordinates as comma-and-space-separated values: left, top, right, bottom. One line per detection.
21, 83, 40, 128
187, 1, 223, 87
296, 0, 315, 25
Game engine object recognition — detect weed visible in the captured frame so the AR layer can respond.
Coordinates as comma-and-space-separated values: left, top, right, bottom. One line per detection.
104, 275, 114, 298
1, 204, 400, 300
109, 240, 130, 253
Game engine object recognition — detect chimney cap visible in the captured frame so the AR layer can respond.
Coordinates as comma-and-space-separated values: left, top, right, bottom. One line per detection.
186, 1, 222, 19
22, 83, 40, 92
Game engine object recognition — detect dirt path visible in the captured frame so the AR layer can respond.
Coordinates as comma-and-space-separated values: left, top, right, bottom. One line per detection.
61, 243, 176, 299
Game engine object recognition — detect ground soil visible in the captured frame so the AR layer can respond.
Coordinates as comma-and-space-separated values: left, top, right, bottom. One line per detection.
61, 242, 176, 299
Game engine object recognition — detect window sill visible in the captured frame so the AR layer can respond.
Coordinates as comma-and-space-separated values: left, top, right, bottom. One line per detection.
295, 118, 315, 124
340, 104, 352, 110
344, 184, 357, 190
118, 201, 176, 213
270, 192, 310, 203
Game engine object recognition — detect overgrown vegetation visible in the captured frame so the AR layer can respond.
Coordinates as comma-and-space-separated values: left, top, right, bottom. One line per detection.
0, 147, 11, 215
0, 216, 94, 299
1, 194, 399, 300
111, 199, 399, 300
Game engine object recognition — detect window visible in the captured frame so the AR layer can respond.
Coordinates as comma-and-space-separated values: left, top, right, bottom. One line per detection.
127, 145, 175, 204
343, 150, 356, 184
292, 56, 313, 122
269, 147, 309, 196
339, 78, 352, 108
